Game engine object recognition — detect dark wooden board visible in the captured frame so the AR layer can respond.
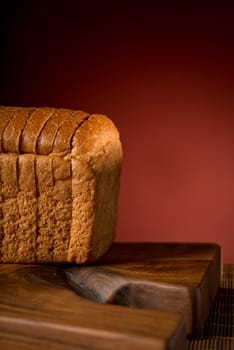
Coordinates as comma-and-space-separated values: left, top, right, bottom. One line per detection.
0, 243, 221, 349
0, 264, 185, 350
64, 242, 221, 335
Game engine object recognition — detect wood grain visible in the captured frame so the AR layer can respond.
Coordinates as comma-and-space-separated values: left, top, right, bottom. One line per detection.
0, 264, 185, 350
0, 243, 221, 349
63, 242, 221, 335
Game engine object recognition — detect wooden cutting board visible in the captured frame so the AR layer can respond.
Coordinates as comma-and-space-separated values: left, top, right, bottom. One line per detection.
0, 242, 221, 350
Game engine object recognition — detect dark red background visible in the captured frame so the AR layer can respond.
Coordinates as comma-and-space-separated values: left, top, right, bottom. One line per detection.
1, 2, 234, 262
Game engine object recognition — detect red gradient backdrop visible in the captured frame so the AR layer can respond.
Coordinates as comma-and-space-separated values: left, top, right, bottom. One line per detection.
1, 2, 234, 262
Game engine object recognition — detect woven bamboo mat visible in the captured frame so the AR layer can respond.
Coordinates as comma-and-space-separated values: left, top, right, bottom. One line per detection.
187, 265, 234, 350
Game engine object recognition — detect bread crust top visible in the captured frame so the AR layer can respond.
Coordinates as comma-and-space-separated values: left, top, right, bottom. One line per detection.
0, 107, 91, 156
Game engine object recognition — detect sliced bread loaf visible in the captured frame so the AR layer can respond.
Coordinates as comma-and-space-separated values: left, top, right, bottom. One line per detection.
0, 107, 122, 264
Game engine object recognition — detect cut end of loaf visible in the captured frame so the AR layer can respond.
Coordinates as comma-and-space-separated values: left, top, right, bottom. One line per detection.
0, 107, 122, 264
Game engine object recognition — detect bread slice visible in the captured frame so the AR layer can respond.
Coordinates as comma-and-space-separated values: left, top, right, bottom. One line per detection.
17, 154, 37, 262
2, 107, 35, 153
36, 108, 71, 155
20, 107, 55, 153
36, 155, 55, 263
52, 110, 89, 154
0, 107, 22, 152
52, 156, 72, 263
0, 154, 19, 262
0, 106, 122, 264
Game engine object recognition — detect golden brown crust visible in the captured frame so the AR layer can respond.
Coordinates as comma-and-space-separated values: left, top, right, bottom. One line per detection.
0, 107, 22, 152
52, 110, 89, 154
2, 107, 35, 153
20, 107, 55, 153
36, 108, 73, 155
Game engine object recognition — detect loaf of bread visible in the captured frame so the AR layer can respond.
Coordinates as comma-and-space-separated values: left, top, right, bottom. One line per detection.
0, 106, 122, 264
